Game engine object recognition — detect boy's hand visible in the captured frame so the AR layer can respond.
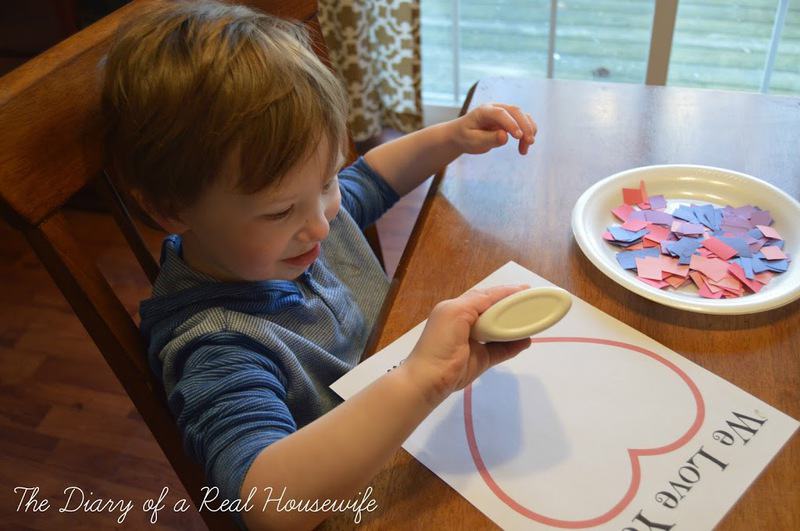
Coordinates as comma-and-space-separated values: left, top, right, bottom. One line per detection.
404, 285, 534, 405
452, 103, 538, 156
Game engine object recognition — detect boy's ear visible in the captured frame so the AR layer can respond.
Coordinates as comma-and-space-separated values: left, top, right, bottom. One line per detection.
128, 190, 190, 234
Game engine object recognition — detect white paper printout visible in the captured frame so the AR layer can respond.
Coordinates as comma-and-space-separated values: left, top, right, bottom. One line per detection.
331, 262, 798, 530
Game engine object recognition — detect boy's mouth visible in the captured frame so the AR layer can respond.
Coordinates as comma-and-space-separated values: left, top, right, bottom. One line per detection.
282, 243, 321, 267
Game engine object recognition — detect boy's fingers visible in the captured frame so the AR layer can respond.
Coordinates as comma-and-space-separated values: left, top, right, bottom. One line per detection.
457, 284, 531, 314
506, 105, 533, 140
480, 105, 522, 139
526, 113, 538, 139
521, 113, 538, 155
490, 104, 535, 155
485, 337, 532, 366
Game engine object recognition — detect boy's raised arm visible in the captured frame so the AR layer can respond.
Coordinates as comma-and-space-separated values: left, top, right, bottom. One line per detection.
363, 103, 537, 198
363, 120, 462, 198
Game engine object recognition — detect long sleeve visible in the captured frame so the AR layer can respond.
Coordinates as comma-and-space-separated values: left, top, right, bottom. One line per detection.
167, 341, 297, 527
338, 156, 400, 230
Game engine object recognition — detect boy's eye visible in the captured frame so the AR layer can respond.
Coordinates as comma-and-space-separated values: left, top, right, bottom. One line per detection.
323, 176, 336, 191
262, 205, 293, 220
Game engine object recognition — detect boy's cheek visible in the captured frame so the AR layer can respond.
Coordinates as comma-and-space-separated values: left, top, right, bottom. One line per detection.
325, 190, 342, 222
240, 243, 282, 268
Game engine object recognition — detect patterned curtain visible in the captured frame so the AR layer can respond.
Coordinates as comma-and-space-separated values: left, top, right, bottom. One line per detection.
318, 0, 423, 142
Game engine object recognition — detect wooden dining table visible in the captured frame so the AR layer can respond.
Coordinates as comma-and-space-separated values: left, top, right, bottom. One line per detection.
322, 77, 800, 530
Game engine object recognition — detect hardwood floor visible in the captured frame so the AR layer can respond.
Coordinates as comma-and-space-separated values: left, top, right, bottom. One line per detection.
0, 168, 430, 529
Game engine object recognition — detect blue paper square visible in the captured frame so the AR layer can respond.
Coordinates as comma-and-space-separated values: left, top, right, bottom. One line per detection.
608, 226, 649, 243
751, 255, 769, 273
718, 236, 752, 258
672, 206, 698, 223
739, 257, 755, 279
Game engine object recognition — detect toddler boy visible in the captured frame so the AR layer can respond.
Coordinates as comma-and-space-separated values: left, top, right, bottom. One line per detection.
102, 1, 537, 529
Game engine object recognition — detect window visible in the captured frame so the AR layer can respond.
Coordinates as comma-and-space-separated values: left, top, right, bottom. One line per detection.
422, 0, 799, 115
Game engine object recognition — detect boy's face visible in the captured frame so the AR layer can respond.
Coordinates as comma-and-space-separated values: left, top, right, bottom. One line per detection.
168, 136, 344, 282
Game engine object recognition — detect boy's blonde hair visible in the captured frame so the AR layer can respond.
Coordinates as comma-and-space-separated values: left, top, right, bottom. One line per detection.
101, 0, 349, 220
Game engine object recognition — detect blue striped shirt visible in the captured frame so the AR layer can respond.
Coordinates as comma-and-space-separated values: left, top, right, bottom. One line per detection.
139, 156, 400, 527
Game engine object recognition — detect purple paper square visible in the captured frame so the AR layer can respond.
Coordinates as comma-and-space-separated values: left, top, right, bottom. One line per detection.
679, 222, 705, 235
648, 195, 667, 210
721, 215, 751, 230
628, 210, 647, 222
749, 210, 772, 227
645, 210, 674, 226
732, 205, 756, 218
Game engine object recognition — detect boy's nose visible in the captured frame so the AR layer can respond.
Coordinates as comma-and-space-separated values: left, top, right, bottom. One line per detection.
300, 208, 330, 242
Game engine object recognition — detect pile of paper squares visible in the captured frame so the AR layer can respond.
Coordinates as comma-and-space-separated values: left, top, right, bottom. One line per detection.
603, 181, 789, 298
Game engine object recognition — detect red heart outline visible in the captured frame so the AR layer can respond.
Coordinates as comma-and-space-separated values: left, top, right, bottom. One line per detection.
464, 337, 705, 528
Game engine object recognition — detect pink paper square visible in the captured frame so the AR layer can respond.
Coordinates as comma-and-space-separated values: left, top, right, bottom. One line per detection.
664, 275, 690, 289
701, 237, 738, 261
760, 246, 787, 260
757, 225, 782, 240
612, 204, 634, 222
644, 225, 670, 243
638, 277, 669, 289
635, 256, 663, 281
623, 187, 644, 205
698, 283, 724, 299
707, 275, 742, 292
728, 263, 763, 293
705, 280, 722, 293
754, 271, 775, 284
690, 255, 729, 282
660, 255, 689, 277
689, 271, 706, 290
622, 219, 648, 231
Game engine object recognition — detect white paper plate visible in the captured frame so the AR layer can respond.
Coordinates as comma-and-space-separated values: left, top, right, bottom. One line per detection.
571, 164, 800, 315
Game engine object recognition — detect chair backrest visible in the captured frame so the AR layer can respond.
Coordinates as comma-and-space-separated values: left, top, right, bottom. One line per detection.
0, 1, 368, 529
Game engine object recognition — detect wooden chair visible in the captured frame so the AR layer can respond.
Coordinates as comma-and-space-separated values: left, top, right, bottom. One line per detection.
0, 1, 382, 529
